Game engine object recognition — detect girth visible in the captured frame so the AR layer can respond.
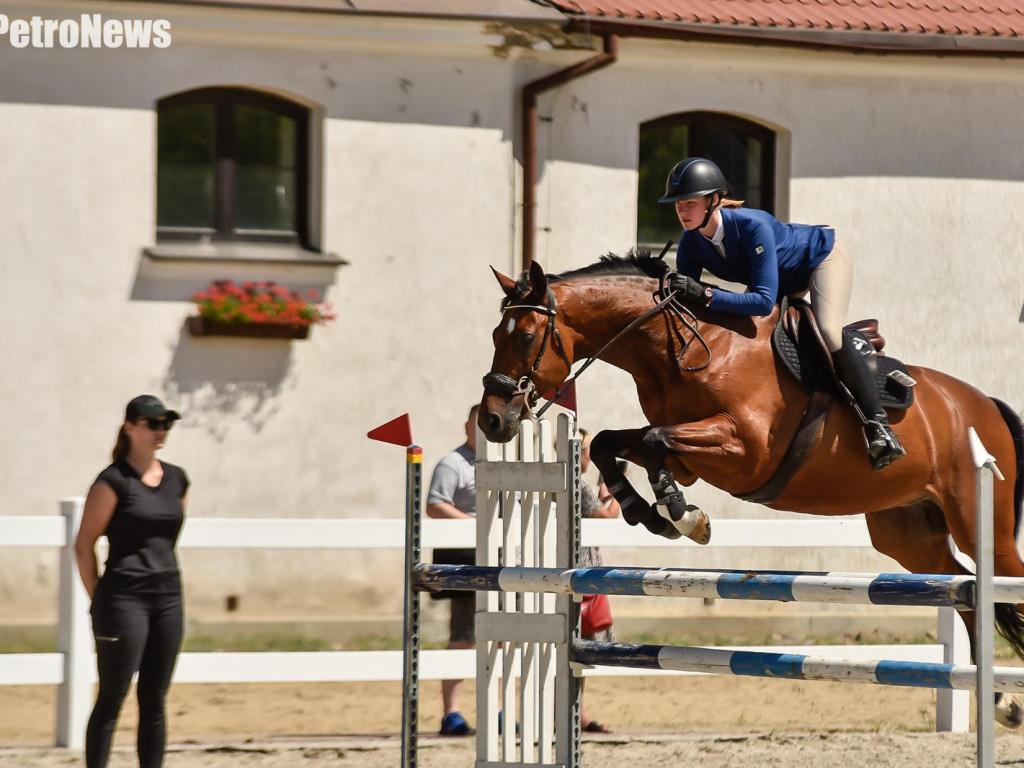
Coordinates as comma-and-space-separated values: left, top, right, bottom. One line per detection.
736, 298, 915, 505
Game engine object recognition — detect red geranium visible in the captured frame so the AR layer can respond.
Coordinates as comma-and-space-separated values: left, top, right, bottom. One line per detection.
191, 280, 335, 328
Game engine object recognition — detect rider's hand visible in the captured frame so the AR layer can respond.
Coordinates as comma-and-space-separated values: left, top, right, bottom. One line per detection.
669, 274, 707, 304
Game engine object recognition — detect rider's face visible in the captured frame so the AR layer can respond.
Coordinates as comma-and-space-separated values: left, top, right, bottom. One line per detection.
675, 195, 712, 231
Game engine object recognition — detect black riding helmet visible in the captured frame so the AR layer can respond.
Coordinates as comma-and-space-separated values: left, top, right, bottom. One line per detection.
658, 157, 729, 230
658, 157, 728, 203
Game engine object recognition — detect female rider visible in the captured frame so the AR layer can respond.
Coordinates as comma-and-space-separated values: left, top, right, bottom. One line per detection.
660, 157, 904, 471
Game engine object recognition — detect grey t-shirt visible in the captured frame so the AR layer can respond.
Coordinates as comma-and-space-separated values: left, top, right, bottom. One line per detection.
427, 443, 476, 516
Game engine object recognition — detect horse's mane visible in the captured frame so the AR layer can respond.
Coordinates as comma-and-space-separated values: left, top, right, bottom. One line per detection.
550, 249, 669, 283
500, 249, 669, 309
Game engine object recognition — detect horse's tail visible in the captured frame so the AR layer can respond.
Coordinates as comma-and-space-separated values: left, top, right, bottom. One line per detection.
991, 398, 1024, 540
990, 398, 1024, 659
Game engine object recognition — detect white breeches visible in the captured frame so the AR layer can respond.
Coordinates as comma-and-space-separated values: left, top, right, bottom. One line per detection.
793, 241, 853, 353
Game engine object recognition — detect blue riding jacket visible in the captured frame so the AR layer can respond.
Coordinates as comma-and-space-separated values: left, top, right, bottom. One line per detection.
676, 207, 835, 316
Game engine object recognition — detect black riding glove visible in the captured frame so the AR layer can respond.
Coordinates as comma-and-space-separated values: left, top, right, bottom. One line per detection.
669, 274, 707, 305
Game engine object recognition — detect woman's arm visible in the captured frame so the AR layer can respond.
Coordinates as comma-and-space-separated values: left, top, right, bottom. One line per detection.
593, 481, 622, 518
708, 220, 778, 315
74, 483, 117, 600
675, 240, 705, 282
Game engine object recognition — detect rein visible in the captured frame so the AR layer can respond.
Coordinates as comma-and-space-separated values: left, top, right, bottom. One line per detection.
483, 252, 714, 418
536, 278, 709, 417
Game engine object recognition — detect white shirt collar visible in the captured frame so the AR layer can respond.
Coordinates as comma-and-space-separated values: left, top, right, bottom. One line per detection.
700, 209, 725, 256
708, 210, 725, 245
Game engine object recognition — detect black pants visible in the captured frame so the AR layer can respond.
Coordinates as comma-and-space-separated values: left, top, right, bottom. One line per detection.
86, 588, 184, 768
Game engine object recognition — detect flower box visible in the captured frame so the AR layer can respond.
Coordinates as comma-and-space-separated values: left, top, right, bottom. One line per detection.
186, 316, 309, 340
187, 280, 334, 340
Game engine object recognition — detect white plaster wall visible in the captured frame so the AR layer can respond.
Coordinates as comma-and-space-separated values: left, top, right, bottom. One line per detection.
4, 3, 1024, 626
0, 3, 529, 621
531, 40, 1024, 599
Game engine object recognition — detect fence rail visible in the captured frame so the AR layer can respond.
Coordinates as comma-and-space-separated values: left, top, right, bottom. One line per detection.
0, 500, 968, 747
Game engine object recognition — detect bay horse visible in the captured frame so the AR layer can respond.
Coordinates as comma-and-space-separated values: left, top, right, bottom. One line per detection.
478, 253, 1024, 728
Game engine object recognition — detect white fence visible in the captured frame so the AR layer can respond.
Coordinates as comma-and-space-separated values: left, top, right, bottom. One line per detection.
1, 499, 970, 748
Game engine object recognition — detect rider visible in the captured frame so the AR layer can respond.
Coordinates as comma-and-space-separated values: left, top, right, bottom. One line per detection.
659, 157, 905, 471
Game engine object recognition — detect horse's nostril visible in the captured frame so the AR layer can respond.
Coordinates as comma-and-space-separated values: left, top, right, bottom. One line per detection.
485, 412, 502, 435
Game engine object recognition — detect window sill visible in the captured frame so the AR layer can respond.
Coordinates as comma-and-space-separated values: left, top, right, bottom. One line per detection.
144, 243, 349, 267
132, 243, 347, 303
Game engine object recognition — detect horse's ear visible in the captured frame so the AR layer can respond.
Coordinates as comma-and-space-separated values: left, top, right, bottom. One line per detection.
491, 266, 518, 298
528, 259, 547, 295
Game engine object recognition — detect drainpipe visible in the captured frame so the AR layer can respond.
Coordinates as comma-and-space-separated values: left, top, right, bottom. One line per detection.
521, 34, 619, 271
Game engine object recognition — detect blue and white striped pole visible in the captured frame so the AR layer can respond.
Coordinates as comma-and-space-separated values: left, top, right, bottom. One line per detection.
572, 640, 1024, 693
414, 564, 1024, 608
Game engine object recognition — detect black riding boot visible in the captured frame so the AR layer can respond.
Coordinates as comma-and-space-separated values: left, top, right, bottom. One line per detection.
832, 333, 906, 471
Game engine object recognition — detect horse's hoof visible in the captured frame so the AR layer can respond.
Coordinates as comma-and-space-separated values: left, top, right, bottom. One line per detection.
996, 693, 1024, 729
676, 506, 710, 545
659, 504, 710, 545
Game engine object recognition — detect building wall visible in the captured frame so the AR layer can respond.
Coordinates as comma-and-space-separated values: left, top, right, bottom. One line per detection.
2, 2, 1022, 629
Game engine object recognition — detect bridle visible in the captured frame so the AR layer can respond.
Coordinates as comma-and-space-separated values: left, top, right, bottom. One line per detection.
481, 286, 572, 412
482, 266, 713, 418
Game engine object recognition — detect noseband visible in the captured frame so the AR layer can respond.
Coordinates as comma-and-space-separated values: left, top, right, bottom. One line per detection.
483, 267, 713, 418
481, 287, 571, 411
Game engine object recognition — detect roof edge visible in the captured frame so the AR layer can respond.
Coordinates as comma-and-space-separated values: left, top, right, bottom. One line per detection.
123, 0, 567, 24
567, 17, 1024, 57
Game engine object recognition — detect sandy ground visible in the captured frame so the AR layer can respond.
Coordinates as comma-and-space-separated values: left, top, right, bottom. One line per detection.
3, 675, 1024, 767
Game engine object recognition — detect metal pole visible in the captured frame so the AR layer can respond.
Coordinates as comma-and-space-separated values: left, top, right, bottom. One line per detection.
976, 462, 994, 768
400, 445, 424, 768
969, 427, 1000, 768
554, 414, 581, 768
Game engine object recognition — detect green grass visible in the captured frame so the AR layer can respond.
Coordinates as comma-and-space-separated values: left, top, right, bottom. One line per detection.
0, 636, 56, 654
1, 629, 1019, 659
183, 632, 333, 653
184, 632, 454, 653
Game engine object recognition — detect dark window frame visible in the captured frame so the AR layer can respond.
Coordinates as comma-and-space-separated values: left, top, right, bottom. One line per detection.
637, 111, 776, 247
157, 87, 310, 248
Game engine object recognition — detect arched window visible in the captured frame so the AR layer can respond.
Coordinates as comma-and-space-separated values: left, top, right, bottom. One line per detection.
637, 112, 775, 247
157, 88, 309, 247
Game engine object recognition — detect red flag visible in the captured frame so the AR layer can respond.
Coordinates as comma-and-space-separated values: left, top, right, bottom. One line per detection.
541, 381, 577, 414
367, 413, 413, 447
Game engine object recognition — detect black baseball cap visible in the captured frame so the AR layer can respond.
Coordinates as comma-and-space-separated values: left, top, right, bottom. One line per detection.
125, 395, 182, 423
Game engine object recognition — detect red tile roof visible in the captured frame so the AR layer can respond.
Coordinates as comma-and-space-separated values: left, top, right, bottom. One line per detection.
546, 0, 1024, 39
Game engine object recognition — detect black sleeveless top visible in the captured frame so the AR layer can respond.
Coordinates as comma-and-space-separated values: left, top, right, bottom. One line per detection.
93, 459, 189, 594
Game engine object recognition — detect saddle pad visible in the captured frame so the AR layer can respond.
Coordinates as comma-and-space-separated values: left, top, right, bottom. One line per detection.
772, 320, 915, 411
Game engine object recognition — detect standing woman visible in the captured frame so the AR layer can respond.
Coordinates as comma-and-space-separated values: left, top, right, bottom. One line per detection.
660, 157, 904, 471
74, 395, 189, 768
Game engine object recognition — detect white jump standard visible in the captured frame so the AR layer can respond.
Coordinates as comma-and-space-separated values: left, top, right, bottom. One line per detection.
400, 414, 1010, 768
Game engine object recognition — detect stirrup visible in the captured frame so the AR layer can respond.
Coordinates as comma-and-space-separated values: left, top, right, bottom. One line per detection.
864, 421, 905, 471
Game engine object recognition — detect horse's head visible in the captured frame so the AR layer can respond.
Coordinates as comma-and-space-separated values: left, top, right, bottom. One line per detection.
480, 260, 573, 442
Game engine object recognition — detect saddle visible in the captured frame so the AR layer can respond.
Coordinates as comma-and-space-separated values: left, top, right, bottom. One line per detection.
772, 297, 915, 410
737, 299, 915, 505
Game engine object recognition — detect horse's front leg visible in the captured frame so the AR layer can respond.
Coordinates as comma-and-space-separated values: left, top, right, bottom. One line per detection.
640, 415, 742, 542
590, 419, 736, 544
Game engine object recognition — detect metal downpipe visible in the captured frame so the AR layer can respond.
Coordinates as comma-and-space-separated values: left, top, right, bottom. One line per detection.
521, 33, 618, 271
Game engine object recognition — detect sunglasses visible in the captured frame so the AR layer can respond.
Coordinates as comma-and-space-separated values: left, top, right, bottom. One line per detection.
139, 417, 175, 431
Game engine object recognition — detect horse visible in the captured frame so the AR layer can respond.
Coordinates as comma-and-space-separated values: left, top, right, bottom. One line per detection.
478, 253, 1024, 728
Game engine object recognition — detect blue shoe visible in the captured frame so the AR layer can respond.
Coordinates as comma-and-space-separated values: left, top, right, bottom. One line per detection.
497, 710, 520, 737
440, 711, 475, 736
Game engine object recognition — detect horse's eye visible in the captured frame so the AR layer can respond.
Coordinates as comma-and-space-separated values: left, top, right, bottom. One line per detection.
519, 332, 535, 348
